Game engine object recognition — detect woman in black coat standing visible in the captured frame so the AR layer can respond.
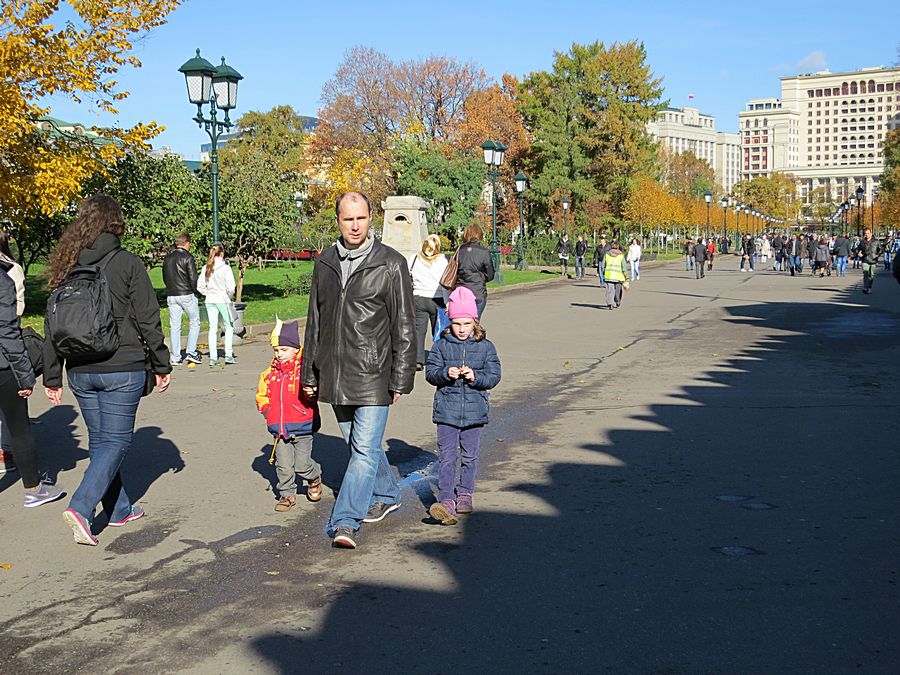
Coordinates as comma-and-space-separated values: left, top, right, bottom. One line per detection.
455, 223, 495, 318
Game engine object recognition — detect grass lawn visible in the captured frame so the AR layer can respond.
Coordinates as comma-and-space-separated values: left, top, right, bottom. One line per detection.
23, 262, 315, 332
22, 260, 552, 333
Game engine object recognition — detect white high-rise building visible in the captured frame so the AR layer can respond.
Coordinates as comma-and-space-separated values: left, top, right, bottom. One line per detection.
739, 65, 900, 208
647, 106, 742, 193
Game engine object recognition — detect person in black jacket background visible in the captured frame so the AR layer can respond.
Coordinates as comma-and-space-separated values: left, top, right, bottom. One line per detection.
455, 223, 495, 318
574, 234, 587, 279
162, 232, 201, 365
43, 195, 171, 546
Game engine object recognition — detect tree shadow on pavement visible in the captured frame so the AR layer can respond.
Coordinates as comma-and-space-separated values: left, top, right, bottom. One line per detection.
248, 283, 900, 673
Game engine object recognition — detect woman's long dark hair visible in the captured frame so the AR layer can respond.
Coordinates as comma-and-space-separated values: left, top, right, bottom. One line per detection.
46, 195, 125, 289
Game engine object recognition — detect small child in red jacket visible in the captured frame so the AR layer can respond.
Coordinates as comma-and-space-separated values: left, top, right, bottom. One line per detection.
256, 319, 322, 511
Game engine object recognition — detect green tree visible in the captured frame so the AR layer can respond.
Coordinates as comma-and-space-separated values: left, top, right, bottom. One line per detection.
218, 106, 309, 301
518, 41, 664, 227
395, 140, 485, 239
103, 153, 210, 267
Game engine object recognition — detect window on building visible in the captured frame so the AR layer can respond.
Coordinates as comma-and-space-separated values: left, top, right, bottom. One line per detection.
878, 83, 885, 92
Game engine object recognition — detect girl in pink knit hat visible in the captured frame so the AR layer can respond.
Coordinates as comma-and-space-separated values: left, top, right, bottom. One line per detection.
424, 287, 501, 525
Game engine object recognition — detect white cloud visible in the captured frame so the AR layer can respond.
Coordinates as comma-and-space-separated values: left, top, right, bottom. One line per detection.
796, 50, 828, 72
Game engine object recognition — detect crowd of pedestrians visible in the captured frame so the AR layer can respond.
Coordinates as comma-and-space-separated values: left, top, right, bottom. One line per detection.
5, 191, 898, 552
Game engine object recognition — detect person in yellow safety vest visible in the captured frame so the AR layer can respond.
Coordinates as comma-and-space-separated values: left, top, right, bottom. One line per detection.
602, 242, 627, 309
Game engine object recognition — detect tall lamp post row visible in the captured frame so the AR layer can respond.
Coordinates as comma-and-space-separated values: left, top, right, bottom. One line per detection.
179, 49, 243, 244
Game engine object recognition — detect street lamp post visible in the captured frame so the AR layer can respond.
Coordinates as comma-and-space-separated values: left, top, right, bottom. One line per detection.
720, 197, 728, 247
872, 187, 878, 234
179, 49, 243, 244
855, 185, 864, 237
841, 200, 850, 233
734, 201, 743, 245
514, 171, 529, 270
562, 196, 569, 234
480, 140, 506, 282
704, 191, 712, 239
850, 195, 857, 237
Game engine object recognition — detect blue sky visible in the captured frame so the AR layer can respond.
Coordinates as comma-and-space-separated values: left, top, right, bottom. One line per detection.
45, 0, 900, 159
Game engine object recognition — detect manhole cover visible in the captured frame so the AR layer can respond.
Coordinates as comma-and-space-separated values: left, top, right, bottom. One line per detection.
741, 502, 777, 510
712, 546, 766, 557
716, 495, 753, 502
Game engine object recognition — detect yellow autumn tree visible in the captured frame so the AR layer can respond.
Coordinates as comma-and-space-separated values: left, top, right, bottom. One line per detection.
0, 0, 183, 220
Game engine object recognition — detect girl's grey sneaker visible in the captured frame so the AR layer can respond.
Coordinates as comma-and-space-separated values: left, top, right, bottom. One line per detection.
224, 356, 237, 365
63, 509, 98, 546
23, 481, 65, 508
208, 359, 219, 367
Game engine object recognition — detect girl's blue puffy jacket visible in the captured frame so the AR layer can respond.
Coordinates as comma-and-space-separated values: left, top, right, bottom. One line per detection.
425, 332, 501, 427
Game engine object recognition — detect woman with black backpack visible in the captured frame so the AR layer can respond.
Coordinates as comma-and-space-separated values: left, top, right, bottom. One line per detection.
43, 195, 172, 546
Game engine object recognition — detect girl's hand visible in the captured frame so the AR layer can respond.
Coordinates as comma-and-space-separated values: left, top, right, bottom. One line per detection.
45, 386, 62, 405
448, 366, 461, 380
461, 366, 475, 382
18, 388, 32, 398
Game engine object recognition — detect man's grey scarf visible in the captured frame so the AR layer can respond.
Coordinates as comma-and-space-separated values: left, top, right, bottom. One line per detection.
334, 233, 374, 288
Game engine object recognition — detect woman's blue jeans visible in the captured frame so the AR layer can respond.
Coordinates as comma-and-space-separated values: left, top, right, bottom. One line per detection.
67, 370, 144, 523
330, 405, 400, 532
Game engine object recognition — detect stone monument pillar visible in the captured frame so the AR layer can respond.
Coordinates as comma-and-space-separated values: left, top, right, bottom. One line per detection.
381, 196, 429, 260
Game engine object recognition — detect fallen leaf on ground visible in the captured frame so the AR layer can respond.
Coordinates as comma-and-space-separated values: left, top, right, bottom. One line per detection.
265, 571, 279, 576
563, 360, 570, 368
0, 564, 11, 569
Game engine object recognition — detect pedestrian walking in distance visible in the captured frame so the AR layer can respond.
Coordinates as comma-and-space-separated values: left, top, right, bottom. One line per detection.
694, 238, 707, 279
162, 232, 202, 366
302, 191, 416, 549
627, 238, 642, 281
425, 287, 501, 525
197, 243, 237, 366
602, 241, 627, 309
858, 228, 883, 294
574, 234, 587, 280
556, 233, 572, 278
594, 236, 610, 287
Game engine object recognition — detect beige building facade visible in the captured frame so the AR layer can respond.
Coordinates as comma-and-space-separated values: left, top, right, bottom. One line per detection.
647, 106, 742, 194
739, 66, 900, 209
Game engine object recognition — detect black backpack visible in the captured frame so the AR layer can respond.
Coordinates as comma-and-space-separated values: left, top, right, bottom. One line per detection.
46, 249, 121, 359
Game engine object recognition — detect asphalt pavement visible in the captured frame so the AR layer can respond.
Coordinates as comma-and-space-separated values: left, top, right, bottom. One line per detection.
1, 258, 899, 674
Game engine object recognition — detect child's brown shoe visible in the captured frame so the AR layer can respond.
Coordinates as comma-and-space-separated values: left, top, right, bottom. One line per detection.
274, 495, 296, 512
306, 478, 322, 502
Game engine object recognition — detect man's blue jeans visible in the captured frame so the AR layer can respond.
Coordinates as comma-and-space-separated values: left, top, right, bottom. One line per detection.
167, 294, 200, 362
598, 262, 606, 287
835, 255, 848, 276
330, 405, 400, 532
67, 371, 144, 524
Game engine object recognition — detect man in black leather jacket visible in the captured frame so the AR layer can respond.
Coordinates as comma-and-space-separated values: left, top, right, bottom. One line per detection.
162, 233, 201, 365
302, 192, 416, 549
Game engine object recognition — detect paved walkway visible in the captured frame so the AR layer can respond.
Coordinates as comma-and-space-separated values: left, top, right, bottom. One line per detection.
1, 260, 899, 672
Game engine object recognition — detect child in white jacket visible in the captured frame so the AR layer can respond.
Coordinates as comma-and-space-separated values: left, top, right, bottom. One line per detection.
197, 243, 237, 365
